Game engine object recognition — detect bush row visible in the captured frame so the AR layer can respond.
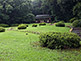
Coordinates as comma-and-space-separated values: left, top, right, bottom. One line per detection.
39, 32, 81, 49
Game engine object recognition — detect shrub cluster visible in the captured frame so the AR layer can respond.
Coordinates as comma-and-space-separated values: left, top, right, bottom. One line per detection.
39, 32, 81, 49
72, 20, 81, 27
32, 24, 37, 27
18, 24, 27, 29
0, 24, 9, 27
69, 17, 76, 23
0, 27, 5, 32
39, 22, 46, 26
55, 21, 65, 27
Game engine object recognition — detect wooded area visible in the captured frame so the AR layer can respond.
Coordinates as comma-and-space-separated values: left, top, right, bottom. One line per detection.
0, 0, 81, 25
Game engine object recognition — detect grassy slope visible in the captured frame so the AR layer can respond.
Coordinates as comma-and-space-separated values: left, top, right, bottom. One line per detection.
0, 31, 81, 61
0, 23, 81, 61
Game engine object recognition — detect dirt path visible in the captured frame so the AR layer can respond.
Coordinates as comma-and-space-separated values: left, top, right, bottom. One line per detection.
72, 28, 81, 38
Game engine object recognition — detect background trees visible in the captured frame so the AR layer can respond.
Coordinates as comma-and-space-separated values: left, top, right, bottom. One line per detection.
0, 0, 81, 24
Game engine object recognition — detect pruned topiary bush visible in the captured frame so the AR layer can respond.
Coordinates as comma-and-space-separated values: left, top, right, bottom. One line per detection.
55, 21, 65, 27
0, 27, 5, 32
39, 32, 81, 49
72, 20, 81, 27
18, 24, 27, 29
32, 24, 37, 27
39, 22, 46, 26
0, 24, 9, 27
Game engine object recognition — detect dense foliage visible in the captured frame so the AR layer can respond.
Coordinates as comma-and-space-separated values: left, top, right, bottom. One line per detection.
0, 0, 81, 24
0, 27, 5, 32
18, 24, 27, 29
39, 32, 81, 49
73, 2, 81, 19
69, 17, 76, 23
0, 0, 34, 25
32, 0, 81, 21
72, 20, 81, 27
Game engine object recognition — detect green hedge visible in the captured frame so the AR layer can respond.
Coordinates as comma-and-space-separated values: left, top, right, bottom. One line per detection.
0, 24, 9, 27
39, 32, 81, 49
32, 24, 37, 27
0, 27, 5, 32
39, 23, 46, 26
18, 24, 27, 29
55, 21, 65, 27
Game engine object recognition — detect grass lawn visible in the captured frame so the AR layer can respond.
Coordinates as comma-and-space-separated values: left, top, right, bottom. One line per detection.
0, 23, 81, 61
14, 23, 71, 33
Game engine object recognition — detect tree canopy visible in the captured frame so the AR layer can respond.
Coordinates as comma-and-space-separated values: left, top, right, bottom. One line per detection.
0, 0, 81, 24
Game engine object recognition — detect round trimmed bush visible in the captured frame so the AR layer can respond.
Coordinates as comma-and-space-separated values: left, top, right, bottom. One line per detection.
18, 24, 27, 29
39, 32, 81, 49
0, 27, 5, 32
55, 22, 65, 27
39, 22, 46, 26
32, 24, 37, 27
0, 24, 9, 27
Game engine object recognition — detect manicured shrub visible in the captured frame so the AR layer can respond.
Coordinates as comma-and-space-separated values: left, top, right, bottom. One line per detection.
0, 27, 5, 32
55, 22, 65, 27
39, 32, 81, 49
32, 24, 37, 27
0, 24, 9, 27
18, 24, 27, 29
69, 17, 76, 23
72, 20, 80, 27
39, 22, 46, 26
60, 21, 65, 23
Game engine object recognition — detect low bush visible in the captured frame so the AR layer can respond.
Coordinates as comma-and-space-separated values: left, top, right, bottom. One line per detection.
39, 22, 46, 26
72, 20, 81, 27
39, 32, 81, 49
55, 21, 65, 27
0, 24, 9, 27
60, 21, 65, 23
0, 27, 5, 32
69, 17, 76, 23
32, 24, 37, 27
18, 24, 27, 29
